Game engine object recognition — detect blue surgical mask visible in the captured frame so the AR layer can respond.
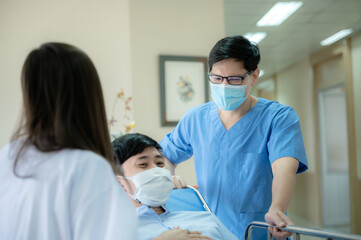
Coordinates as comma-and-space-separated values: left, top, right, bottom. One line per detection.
210, 82, 249, 111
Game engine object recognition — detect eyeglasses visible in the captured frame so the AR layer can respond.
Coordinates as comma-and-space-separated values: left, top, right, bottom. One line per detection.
208, 71, 252, 85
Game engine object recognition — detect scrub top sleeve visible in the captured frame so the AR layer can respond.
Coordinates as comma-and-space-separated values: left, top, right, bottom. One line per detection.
160, 114, 193, 165
267, 107, 308, 173
71, 156, 137, 240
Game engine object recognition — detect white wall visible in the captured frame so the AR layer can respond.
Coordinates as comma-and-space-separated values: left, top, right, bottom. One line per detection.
351, 33, 361, 180
129, 0, 225, 185
0, 0, 132, 147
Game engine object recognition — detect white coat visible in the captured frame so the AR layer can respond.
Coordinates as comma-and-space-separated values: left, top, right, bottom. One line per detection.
0, 141, 137, 240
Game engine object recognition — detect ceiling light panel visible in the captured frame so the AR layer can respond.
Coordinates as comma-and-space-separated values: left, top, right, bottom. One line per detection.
244, 32, 267, 44
320, 29, 353, 46
257, 2, 303, 27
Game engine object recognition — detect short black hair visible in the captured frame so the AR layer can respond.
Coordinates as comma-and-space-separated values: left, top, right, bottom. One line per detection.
112, 133, 162, 174
208, 35, 260, 72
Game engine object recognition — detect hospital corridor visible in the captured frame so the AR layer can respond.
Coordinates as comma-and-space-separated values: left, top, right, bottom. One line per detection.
1, 0, 361, 239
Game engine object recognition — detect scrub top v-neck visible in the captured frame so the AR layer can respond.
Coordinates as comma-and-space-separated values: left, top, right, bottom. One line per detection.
160, 98, 308, 239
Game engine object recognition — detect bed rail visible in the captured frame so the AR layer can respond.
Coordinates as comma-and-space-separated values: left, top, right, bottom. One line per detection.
244, 221, 361, 240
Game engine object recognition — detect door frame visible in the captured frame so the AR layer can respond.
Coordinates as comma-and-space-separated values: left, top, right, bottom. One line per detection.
311, 39, 360, 233
318, 83, 350, 226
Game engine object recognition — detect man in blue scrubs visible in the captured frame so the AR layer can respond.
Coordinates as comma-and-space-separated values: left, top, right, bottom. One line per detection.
112, 133, 238, 240
160, 35, 308, 239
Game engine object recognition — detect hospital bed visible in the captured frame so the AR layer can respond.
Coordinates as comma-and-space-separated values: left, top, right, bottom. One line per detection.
245, 221, 361, 240
166, 185, 211, 212
167, 187, 361, 240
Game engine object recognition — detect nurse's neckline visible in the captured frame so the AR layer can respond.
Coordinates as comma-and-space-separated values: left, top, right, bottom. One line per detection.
218, 96, 257, 130
248, 96, 253, 111
218, 95, 256, 116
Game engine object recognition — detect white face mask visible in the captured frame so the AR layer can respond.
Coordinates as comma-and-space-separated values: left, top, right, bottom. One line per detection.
118, 167, 173, 207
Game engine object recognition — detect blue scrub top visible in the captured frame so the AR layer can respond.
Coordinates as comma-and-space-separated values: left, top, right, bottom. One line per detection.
160, 98, 308, 239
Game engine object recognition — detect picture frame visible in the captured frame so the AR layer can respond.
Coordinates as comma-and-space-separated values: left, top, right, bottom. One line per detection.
159, 55, 209, 126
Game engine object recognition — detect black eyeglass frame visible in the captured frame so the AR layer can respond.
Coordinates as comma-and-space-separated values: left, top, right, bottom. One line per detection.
208, 71, 252, 85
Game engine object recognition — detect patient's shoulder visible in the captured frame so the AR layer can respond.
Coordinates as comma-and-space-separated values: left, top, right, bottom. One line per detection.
168, 210, 218, 221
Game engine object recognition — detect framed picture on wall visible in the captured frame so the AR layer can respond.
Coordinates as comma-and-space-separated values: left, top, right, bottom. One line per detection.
159, 55, 209, 126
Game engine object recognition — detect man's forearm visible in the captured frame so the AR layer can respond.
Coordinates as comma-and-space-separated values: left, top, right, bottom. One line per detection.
269, 157, 299, 213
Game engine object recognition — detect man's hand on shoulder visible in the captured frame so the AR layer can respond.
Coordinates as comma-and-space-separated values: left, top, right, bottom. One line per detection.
172, 175, 199, 189
172, 175, 187, 189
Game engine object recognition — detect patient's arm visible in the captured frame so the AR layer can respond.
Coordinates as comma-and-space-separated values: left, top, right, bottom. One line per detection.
265, 156, 299, 240
153, 227, 211, 240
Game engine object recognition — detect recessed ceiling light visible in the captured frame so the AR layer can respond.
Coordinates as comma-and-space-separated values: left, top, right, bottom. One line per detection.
257, 2, 303, 27
244, 32, 267, 44
320, 29, 353, 46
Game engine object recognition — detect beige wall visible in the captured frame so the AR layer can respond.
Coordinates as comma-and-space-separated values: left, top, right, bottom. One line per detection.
351, 33, 361, 180
129, 0, 225, 186
350, 33, 361, 233
275, 58, 322, 224
275, 34, 361, 230
0, 0, 224, 186
277, 59, 316, 173
0, 0, 132, 147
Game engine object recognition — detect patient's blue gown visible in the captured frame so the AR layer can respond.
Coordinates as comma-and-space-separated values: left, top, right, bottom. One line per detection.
160, 98, 308, 239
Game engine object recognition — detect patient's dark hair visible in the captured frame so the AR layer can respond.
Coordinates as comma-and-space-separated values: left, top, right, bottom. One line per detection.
208, 35, 260, 72
12, 42, 114, 175
112, 133, 162, 174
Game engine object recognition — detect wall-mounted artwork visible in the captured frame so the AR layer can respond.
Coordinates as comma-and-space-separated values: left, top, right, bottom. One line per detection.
159, 55, 209, 126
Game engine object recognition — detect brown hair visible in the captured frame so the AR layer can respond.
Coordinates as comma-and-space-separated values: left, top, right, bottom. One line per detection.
12, 42, 114, 175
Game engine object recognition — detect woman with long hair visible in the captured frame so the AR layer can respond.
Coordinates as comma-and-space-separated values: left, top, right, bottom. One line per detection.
0, 43, 137, 239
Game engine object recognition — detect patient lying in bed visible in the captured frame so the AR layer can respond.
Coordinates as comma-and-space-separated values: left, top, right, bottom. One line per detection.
112, 133, 238, 240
